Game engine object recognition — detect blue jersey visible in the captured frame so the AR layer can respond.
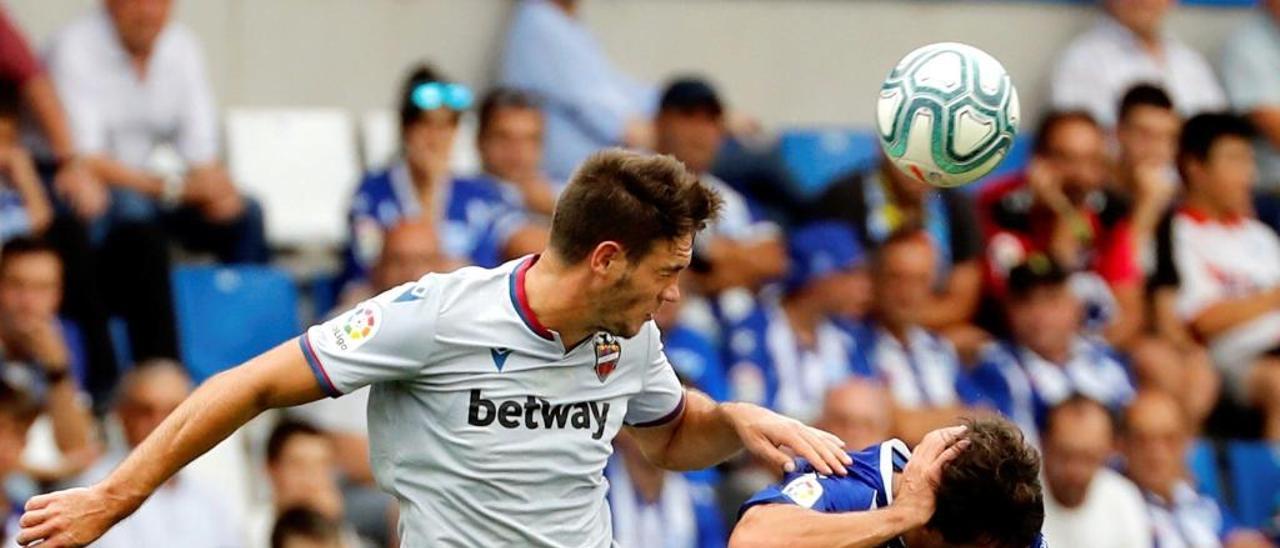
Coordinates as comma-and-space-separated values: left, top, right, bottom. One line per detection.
723, 295, 869, 423
606, 457, 726, 548
845, 320, 982, 410
663, 324, 728, 403
741, 440, 1045, 548
970, 338, 1134, 438
343, 161, 527, 284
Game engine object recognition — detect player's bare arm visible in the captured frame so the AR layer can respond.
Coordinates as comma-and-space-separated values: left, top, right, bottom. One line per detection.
627, 389, 853, 476
16, 342, 323, 548
727, 426, 970, 548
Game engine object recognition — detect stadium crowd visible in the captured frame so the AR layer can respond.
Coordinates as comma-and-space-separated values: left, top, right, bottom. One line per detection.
3, 0, 1280, 546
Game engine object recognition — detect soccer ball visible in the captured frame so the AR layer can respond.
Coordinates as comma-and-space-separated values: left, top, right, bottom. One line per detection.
876, 42, 1020, 188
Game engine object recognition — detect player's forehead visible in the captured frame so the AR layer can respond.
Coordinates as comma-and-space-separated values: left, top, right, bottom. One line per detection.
640, 234, 694, 269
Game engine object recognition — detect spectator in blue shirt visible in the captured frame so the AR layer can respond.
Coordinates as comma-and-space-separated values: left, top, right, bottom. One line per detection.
724, 222, 871, 424
1121, 390, 1272, 548
499, 0, 658, 182
972, 258, 1135, 439
607, 432, 726, 548
653, 282, 727, 403
848, 228, 985, 445
476, 87, 559, 217
344, 64, 545, 289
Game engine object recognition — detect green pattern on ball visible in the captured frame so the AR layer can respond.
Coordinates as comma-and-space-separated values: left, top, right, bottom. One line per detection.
879, 44, 1017, 176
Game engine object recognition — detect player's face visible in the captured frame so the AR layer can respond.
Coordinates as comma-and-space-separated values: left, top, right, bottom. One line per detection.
1198, 137, 1256, 217
1042, 120, 1108, 199
655, 110, 724, 175
478, 107, 544, 183
873, 240, 935, 328
0, 252, 63, 331
106, 0, 172, 55
1117, 105, 1180, 169
1008, 285, 1081, 360
596, 235, 692, 338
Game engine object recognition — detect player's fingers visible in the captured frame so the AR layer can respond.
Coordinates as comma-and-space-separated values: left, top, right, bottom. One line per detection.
809, 427, 852, 465
932, 438, 972, 473
914, 425, 967, 462
23, 493, 56, 511
749, 437, 798, 474
798, 428, 848, 476
786, 432, 835, 476
18, 508, 49, 528
15, 518, 60, 546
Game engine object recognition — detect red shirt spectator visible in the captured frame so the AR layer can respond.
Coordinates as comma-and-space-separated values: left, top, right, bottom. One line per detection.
0, 7, 40, 87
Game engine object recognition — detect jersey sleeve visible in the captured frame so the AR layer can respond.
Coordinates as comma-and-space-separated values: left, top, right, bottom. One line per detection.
299, 279, 440, 397
738, 467, 875, 517
624, 324, 687, 427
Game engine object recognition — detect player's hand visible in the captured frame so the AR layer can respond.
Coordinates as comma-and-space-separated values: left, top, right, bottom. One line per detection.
723, 402, 852, 476
892, 425, 970, 528
17, 486, 133, 547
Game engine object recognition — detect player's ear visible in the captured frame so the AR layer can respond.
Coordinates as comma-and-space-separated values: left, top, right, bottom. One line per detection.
588, 241, 626, 277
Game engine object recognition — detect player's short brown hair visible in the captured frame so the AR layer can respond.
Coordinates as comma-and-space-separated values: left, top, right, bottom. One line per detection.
928, 417, 1044, 548
549, 149, 722, 264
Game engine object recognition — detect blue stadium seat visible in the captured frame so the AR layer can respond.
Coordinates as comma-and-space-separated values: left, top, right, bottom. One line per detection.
172, 265, 301, 383
1187, 438, 1224, 505
1225, 441, 1280, 529
777, 127, 880, 199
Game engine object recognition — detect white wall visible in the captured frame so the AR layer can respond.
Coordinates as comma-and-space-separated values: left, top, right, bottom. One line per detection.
7, 0, 1255, 129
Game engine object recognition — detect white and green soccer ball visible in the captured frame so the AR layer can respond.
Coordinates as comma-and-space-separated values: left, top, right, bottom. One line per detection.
877, 42, 1020, 188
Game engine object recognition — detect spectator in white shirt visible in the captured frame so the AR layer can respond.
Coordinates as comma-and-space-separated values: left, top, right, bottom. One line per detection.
1050, 0, 1226, 128
1041, 396, 1153, 548
1151, 113, 1280, 440
1221, 0, 1280, 191
42, 0, 266, 264
1121, 391, 1272, 548
71, 360, 241, 548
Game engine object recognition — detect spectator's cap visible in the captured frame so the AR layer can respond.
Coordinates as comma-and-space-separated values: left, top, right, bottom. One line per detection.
785, 222, 864, 292
659, 77, 723, 117
1006, 254, 1069, 300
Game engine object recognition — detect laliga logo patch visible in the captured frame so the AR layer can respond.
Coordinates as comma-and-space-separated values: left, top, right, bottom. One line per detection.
593, 332, 621, 383
334, 303, 382, 352
782, 474, 824, 508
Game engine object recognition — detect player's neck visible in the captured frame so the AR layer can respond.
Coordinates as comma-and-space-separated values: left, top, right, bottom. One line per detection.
522, 253, 595, 346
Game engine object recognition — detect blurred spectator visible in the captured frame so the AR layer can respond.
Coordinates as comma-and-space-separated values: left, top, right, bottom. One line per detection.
0, 5, 102, 222
43, 0, 267, 263
1111, 84, 1220, 430
499, 0, 657, 181
1221, 0, 1280, 191
847, 230, 984, 445
654, 77, 786, 296
251, 421, 364, 548
652, 279, 727, 402
972, 259, 1135, 439
979, 112, 1144, 347
270, 507, 344, 548
1121, 391, 1273, 548
1040, 396, 1153, 548
337, 220, 452, 312
1151, 113, 1280, 440
344, 64, 544, 289
724, 223, 870, 424
0, 238, 97, 481
606, 432, 725, 548
71, 360, 240, 548
813, 378, 893, 451
0, 383, 39, 547
476, 87, 558, 217
813, 157, 984, 341
1050, 0, 1225, 128
0, 85, 51, 244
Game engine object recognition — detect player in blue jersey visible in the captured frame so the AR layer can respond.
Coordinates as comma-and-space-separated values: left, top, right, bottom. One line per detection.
732, 418, 1045, 548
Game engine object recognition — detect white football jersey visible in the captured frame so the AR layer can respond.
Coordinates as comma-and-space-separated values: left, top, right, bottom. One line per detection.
300, 256, 686, 547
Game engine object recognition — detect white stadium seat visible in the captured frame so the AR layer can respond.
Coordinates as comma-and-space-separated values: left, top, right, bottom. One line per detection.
225, 108, 360, 248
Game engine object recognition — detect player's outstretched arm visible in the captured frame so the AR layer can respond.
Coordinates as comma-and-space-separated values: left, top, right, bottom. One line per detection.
16, 341, 327, 548
627, 390, 852, 475
728, 426, 970, 548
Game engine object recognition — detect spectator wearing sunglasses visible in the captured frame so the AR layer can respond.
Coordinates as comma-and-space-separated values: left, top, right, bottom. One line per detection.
499, 0, 658, 182
343, 64, 546, 290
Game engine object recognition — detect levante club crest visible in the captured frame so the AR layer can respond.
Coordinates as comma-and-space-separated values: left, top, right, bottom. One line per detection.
594, 333, 621, 383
